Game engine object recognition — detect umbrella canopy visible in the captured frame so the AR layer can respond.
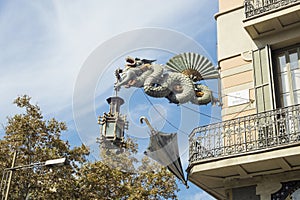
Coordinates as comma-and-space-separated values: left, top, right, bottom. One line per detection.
140, 117, 188, 187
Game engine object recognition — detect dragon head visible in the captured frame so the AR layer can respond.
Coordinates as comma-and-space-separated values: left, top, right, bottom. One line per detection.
125, 56, 156, 68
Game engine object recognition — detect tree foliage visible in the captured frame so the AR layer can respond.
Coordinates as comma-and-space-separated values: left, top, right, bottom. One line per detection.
0, 95, 89, 199
78, 139, 179, 200
0, 95, 178, 199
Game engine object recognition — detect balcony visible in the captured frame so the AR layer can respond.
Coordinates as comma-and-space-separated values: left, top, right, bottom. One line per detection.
243, 0, 300, 39
188, 104, 300, 199
245, 0, 300, 19
189, 104, 300, 163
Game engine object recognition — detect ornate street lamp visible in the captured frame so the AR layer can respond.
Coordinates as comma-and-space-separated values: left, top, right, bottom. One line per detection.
98, 95, 128, 148
1, 155, 67, 200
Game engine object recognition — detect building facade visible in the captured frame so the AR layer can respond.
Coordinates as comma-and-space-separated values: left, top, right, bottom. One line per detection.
188, 0, 300, 199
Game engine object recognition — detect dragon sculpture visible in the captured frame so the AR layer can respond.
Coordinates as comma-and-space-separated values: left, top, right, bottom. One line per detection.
114, 52, 219, 105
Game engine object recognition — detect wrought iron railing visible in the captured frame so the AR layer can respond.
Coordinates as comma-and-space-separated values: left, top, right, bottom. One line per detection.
244, 0, 300, 18
189, 104, 300, 164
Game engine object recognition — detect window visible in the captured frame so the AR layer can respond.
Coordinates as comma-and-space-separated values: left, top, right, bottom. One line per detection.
273, 46, 300, 108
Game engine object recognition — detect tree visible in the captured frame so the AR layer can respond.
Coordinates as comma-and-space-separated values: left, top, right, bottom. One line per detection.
0, 95, 89, 199
77, 139, 179, 200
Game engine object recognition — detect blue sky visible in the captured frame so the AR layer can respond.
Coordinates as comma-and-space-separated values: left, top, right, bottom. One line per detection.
0, 1, 218, 199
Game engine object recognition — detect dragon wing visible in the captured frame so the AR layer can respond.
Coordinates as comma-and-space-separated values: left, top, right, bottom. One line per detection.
165, 52, 219, 81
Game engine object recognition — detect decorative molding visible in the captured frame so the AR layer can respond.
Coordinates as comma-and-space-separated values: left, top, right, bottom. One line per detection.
241, 51, 253, 61
257, 181, 282, 199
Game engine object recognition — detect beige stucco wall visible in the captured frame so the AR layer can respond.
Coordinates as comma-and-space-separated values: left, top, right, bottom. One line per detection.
216, 8, 256, 61
218, 0, 243, 13
220, 55, 256, 120
222, 70, 253, 89
216, 2, 256, 121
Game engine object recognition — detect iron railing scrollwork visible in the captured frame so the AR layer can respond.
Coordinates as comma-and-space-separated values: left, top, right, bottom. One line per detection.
244, 0, 300, 18
189, 104, 300, 164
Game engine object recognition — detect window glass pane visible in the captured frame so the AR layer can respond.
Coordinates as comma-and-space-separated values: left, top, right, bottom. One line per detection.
294, 90, 300, 104
278, 54, 287, 72
282, 93, 292, 107
292, 69, 300, 91
289, 51, 299, 70
280, 72, 290, 92
291, 188, 300, 200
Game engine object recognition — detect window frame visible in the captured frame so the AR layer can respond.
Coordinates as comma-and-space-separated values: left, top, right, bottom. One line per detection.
272, 45, 300, 108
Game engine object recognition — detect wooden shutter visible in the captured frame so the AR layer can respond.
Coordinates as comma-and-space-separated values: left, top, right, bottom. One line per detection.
252, 46, 276, 113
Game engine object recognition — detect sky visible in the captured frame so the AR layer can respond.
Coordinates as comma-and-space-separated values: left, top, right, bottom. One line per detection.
0, 1, 219, 199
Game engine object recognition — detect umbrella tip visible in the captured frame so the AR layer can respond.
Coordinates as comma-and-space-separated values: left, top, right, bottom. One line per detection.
140, 116, 146, 124
139, 116, 155, 134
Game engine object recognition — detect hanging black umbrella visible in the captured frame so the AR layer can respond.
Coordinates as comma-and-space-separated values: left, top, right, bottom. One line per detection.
140, 117, 188, 188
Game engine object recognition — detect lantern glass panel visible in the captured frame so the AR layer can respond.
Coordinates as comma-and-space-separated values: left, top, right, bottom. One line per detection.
116, 126, 123, 139
105, 122, 115, 138
101, 126, 105, 137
